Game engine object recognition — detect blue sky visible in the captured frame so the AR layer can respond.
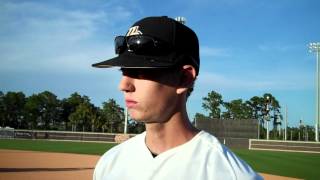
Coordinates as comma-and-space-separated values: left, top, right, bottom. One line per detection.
1, 0, 319, 127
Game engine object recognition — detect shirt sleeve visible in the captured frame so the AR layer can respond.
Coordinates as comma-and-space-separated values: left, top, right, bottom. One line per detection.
222, 145, 264, 180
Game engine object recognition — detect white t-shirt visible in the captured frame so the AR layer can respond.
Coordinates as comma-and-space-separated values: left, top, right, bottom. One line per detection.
93, 131, 263, 180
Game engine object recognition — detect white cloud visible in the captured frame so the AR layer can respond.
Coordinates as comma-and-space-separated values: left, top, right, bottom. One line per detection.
197, 70, 312, 92
0, 1, 133, 73
200, 46, 230, 57
257, 43, 300, 52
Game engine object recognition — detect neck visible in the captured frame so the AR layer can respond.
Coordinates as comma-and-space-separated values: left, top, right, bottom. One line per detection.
144, 110, 199, 155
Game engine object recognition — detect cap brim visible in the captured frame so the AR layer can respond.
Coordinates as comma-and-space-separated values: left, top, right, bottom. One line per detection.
92, 51, 176, 68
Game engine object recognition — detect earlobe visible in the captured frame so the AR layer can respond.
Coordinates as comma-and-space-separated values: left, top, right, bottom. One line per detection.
180, 65, 196, 87
176, 87, 188, 95
176, 65, 196, 95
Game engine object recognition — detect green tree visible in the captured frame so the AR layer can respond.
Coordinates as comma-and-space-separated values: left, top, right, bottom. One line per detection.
99, 99, 124, 133
90, 106, 100, 132
24, 91, 60, 130
0, 91, 5, 127
68, 101, 96, 132
247, 96, 267, 138
287, 127, 302, 141
222, 99, 252, 120
194, 113, 208, 121
68, 108, 80, 132
38, 91, 61, 129
2, 91, 26, 128
24, 94, 42, 129
202, 91, 223, 119
61, 92, 89, 130
262, 93, 282, 133
247, 96, 264, 119
247, 93, 282, 139
128, 119, 145, 134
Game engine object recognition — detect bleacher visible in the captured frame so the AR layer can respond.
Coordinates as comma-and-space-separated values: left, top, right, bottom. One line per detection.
249, 139, 320, 153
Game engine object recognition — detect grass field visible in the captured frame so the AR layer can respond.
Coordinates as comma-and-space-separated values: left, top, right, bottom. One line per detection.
1, 139, 319, 179
0, 139, 116, 155
233, 149, 319, 179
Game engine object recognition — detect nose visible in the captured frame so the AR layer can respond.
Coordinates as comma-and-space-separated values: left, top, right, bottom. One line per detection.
118, 75, 135, 92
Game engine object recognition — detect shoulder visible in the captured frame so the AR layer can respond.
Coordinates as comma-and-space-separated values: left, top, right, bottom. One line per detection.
93, 132, 145, 180
194, 131, 225, 154
99, 132, 144, 160
196, 131, 263, 180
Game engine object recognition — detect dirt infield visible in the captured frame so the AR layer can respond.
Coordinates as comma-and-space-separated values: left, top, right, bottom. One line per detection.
0, 149, 99, 180
0, 149, 301, 180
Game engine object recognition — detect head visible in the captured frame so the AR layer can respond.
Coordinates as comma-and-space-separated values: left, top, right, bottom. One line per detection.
92, 16, 200, 122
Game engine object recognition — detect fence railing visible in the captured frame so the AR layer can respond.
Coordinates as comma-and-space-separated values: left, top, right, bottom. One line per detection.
249, 139, 320, 153
0, 128, 135, 143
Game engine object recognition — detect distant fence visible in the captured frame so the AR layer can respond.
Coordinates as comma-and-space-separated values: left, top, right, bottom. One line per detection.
197, 118, 258, 138
249, 139, 320, 153
197, 118, 258, 148
0, 127, 14, 139
0, 128, 135, 143
216, 137, 251, 149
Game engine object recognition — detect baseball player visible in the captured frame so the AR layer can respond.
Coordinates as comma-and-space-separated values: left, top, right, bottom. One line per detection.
92, 16, 263, 180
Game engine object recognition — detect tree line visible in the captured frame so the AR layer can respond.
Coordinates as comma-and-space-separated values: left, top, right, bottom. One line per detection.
196, 91, 282, 126
195, 90, 315, 140
0, 90, 315, 140
0, 91, 144, 134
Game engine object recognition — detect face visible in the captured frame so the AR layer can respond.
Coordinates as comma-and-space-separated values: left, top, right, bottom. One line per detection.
118, 68, 181, 123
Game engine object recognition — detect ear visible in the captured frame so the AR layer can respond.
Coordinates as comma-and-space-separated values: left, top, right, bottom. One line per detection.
176, 65, 197, 95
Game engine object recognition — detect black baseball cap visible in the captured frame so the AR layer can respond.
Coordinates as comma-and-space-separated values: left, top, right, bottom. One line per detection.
92, 16, 200, 75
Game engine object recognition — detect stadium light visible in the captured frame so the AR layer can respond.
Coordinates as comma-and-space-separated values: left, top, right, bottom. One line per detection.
175, 16, 186, 25
265, 96, 271, 140
309, 42, 320, 142
284, 105, 288, 141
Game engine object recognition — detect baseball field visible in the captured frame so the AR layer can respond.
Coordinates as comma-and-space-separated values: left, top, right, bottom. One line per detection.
0, 139, 319, 180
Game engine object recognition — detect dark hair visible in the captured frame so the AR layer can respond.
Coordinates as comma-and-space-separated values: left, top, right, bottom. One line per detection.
186, 80, 196, 99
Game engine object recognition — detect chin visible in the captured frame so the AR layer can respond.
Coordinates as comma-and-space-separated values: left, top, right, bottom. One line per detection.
128, 111, 143, 121
129, 115, 149, 123
128, 109, 155, 123
129, 115, 146, 122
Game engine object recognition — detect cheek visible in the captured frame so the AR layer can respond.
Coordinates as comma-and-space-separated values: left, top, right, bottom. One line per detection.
145, 85, 178, 113
134, 83, 178, 121
149, 84, 176, 103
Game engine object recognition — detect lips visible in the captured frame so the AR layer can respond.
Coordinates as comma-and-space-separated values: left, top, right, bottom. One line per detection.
125, 99, 137, 108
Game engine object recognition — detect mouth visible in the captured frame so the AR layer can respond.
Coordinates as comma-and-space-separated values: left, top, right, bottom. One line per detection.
125, 99, 137, 108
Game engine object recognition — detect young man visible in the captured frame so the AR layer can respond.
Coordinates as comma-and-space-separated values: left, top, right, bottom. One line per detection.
92, 16, 263, 180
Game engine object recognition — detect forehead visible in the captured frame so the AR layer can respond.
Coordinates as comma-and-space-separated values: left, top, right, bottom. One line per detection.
120, 67, 177, 75
120, 67, 179, 82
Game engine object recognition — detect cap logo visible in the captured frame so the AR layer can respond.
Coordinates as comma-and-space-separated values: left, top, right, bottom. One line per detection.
126, 26, 142, 36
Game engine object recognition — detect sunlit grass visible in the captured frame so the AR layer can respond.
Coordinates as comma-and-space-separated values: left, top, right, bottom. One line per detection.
1, 139, 319, 179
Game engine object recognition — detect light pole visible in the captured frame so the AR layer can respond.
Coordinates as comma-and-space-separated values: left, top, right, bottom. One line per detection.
257, 117, 260, 139
284, 105, 288, 141
309, 42, 320, 142
264, 96, 271, 140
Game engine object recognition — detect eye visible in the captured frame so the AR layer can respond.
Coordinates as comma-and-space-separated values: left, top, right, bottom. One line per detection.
120, 68, 181, 82
121, 69, 144, 79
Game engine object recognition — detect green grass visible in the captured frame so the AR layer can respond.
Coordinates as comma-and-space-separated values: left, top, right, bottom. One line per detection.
0, 139, 116, 155
233, 149, 320, 180
1, 139, 319, 179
